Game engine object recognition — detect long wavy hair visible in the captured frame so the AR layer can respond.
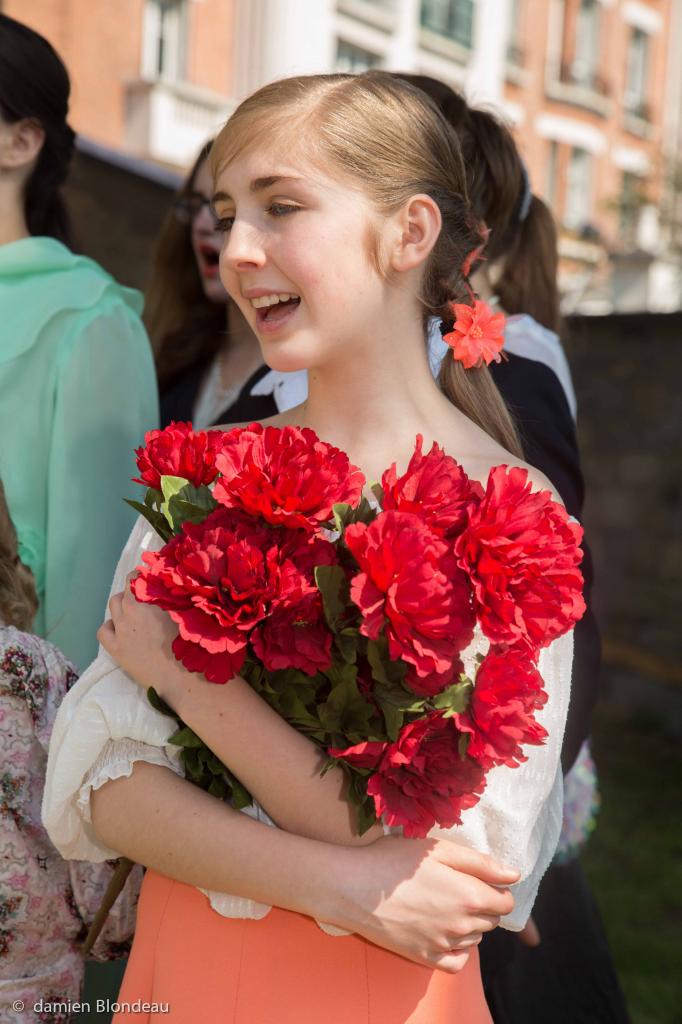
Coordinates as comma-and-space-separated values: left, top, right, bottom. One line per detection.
211, 72, 522, 457
145, 140, 226, 391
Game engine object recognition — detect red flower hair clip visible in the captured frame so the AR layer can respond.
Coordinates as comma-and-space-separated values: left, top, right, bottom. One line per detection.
440, 299, 506, 370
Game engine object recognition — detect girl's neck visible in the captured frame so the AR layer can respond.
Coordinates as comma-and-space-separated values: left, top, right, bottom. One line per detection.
0, 190, 29, 248
294, 321, 456, 476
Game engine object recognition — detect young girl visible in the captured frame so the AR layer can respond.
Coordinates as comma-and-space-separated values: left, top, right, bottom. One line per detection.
0, 481, 143, 1023
43, 73, 573, 1023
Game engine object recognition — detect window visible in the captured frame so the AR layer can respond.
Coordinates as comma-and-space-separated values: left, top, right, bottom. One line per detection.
624, 28, 649, 117
335, 40, 382, 73
564, 147, 592, 229
141, 0, 188, 81
571, 0, 600, 87
420, 0, 475, 49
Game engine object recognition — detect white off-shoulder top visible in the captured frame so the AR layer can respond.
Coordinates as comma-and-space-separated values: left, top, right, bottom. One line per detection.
42, 515, 573, 932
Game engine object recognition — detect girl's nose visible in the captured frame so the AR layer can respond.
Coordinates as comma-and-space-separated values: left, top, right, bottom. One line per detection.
222, 219, 266, 270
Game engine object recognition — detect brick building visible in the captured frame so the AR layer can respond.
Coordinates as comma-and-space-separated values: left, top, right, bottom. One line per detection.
4, 0, 235, 166
7, 0, 682, 311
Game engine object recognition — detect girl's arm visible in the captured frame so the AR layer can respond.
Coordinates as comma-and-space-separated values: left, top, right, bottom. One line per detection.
90, 759, 518, 972
99, 583, 384, 845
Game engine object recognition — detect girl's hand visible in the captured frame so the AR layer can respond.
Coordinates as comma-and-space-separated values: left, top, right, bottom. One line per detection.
328, 835, 518, 973
97, 572, 187, 705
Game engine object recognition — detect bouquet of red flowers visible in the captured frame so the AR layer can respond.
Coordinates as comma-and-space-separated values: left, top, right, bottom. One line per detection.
127, 420, 585, 838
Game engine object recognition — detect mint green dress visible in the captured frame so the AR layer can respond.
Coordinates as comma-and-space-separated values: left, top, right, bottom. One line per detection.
0, 237, 159, 671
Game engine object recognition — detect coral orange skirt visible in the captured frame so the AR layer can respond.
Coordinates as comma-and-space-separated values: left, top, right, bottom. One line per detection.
113, 869, 492, 1023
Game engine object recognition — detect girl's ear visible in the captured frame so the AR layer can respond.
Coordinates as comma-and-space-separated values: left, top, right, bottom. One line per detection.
388, 193, 442, 274
0, 118, 45, 173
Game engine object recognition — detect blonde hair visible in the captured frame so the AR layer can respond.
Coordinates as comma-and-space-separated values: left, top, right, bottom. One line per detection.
0, 481, 38, 632
211, 72, 522, 456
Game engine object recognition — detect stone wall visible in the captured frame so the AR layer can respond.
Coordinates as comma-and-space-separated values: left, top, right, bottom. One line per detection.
64, 146, 177, 292
564, 313, 682, 721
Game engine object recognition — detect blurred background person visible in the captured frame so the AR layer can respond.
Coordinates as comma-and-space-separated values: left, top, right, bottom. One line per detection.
146, 140, 306, 429
0, 479, 143, 1024
398, 73, 630, 1024
0, 14, 158, 672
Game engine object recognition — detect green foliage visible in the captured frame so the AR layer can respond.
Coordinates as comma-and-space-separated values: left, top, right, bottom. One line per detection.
160, 475, 218, 532
146, 687, 253, 811
124, 498, 173, 543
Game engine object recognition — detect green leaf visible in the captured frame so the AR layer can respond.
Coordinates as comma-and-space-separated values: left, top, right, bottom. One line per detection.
228, 775, 252, 810
147, 686, 177, 719
144, 487, 163, 509
431, 677, 474, 716
335, 629, 358, 665
332, 502, 353, 533
366, 637, 407, 688
314, 564, 347, 632
378, 699, 404, 742
168, 726, 204, 749
208, 777, 227, 799
318, 672, 374, 740
160, 474, 191, 504
124, 499, 173, 542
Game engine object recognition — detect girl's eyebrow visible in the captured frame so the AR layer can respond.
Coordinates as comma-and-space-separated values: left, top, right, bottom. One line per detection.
213, 175, 304, 205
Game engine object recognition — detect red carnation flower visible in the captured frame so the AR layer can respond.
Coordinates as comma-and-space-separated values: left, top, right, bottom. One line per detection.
382, 435, 483, 537
456, 648, 548, 769
442, 299, 505, 369
455, 466, 585, 653
345, 511, 475, 695
132, 507, 336, 683
251, 533, 337, 676
133, 421, 224, 490
331, 712, 486, 838
213, 423, 365, 531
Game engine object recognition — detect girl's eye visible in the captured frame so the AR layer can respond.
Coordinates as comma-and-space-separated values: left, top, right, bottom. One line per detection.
213, 216, 235, 233
268, 203, 299, 217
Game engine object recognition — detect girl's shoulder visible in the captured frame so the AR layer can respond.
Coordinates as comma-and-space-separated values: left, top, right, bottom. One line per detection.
462, 445, 563, 508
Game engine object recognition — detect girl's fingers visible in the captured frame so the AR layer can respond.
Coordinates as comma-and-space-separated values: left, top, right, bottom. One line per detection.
431, 949, 471, 974
108, 592, 124, 620
445, 931, 483, 950
97, 619, 115, 649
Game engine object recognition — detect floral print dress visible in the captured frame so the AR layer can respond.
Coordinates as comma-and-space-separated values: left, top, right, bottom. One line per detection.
0, 626, 143, 1024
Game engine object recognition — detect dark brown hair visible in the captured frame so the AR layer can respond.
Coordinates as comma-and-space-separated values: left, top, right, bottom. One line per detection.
396, 74, 561, 335
0, 14, 75, 245
211, 72, 522, 456
145, 140, 226, 391
0, 481, 38, 633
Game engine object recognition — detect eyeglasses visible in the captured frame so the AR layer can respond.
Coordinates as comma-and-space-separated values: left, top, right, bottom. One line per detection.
174, 192, 219, 226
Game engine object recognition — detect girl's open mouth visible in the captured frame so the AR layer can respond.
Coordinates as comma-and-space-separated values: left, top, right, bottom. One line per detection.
198, 245, 220, 278
256, 296, 301, 334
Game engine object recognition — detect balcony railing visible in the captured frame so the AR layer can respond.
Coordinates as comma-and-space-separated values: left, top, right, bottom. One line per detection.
124, 77, 232, 167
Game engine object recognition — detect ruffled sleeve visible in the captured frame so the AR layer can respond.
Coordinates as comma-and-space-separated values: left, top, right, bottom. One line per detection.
42, 516, 183, 862
429, 628, 573, 930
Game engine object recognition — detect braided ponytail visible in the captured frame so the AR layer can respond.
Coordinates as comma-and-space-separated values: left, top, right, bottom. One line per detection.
0, 14, 75, 245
